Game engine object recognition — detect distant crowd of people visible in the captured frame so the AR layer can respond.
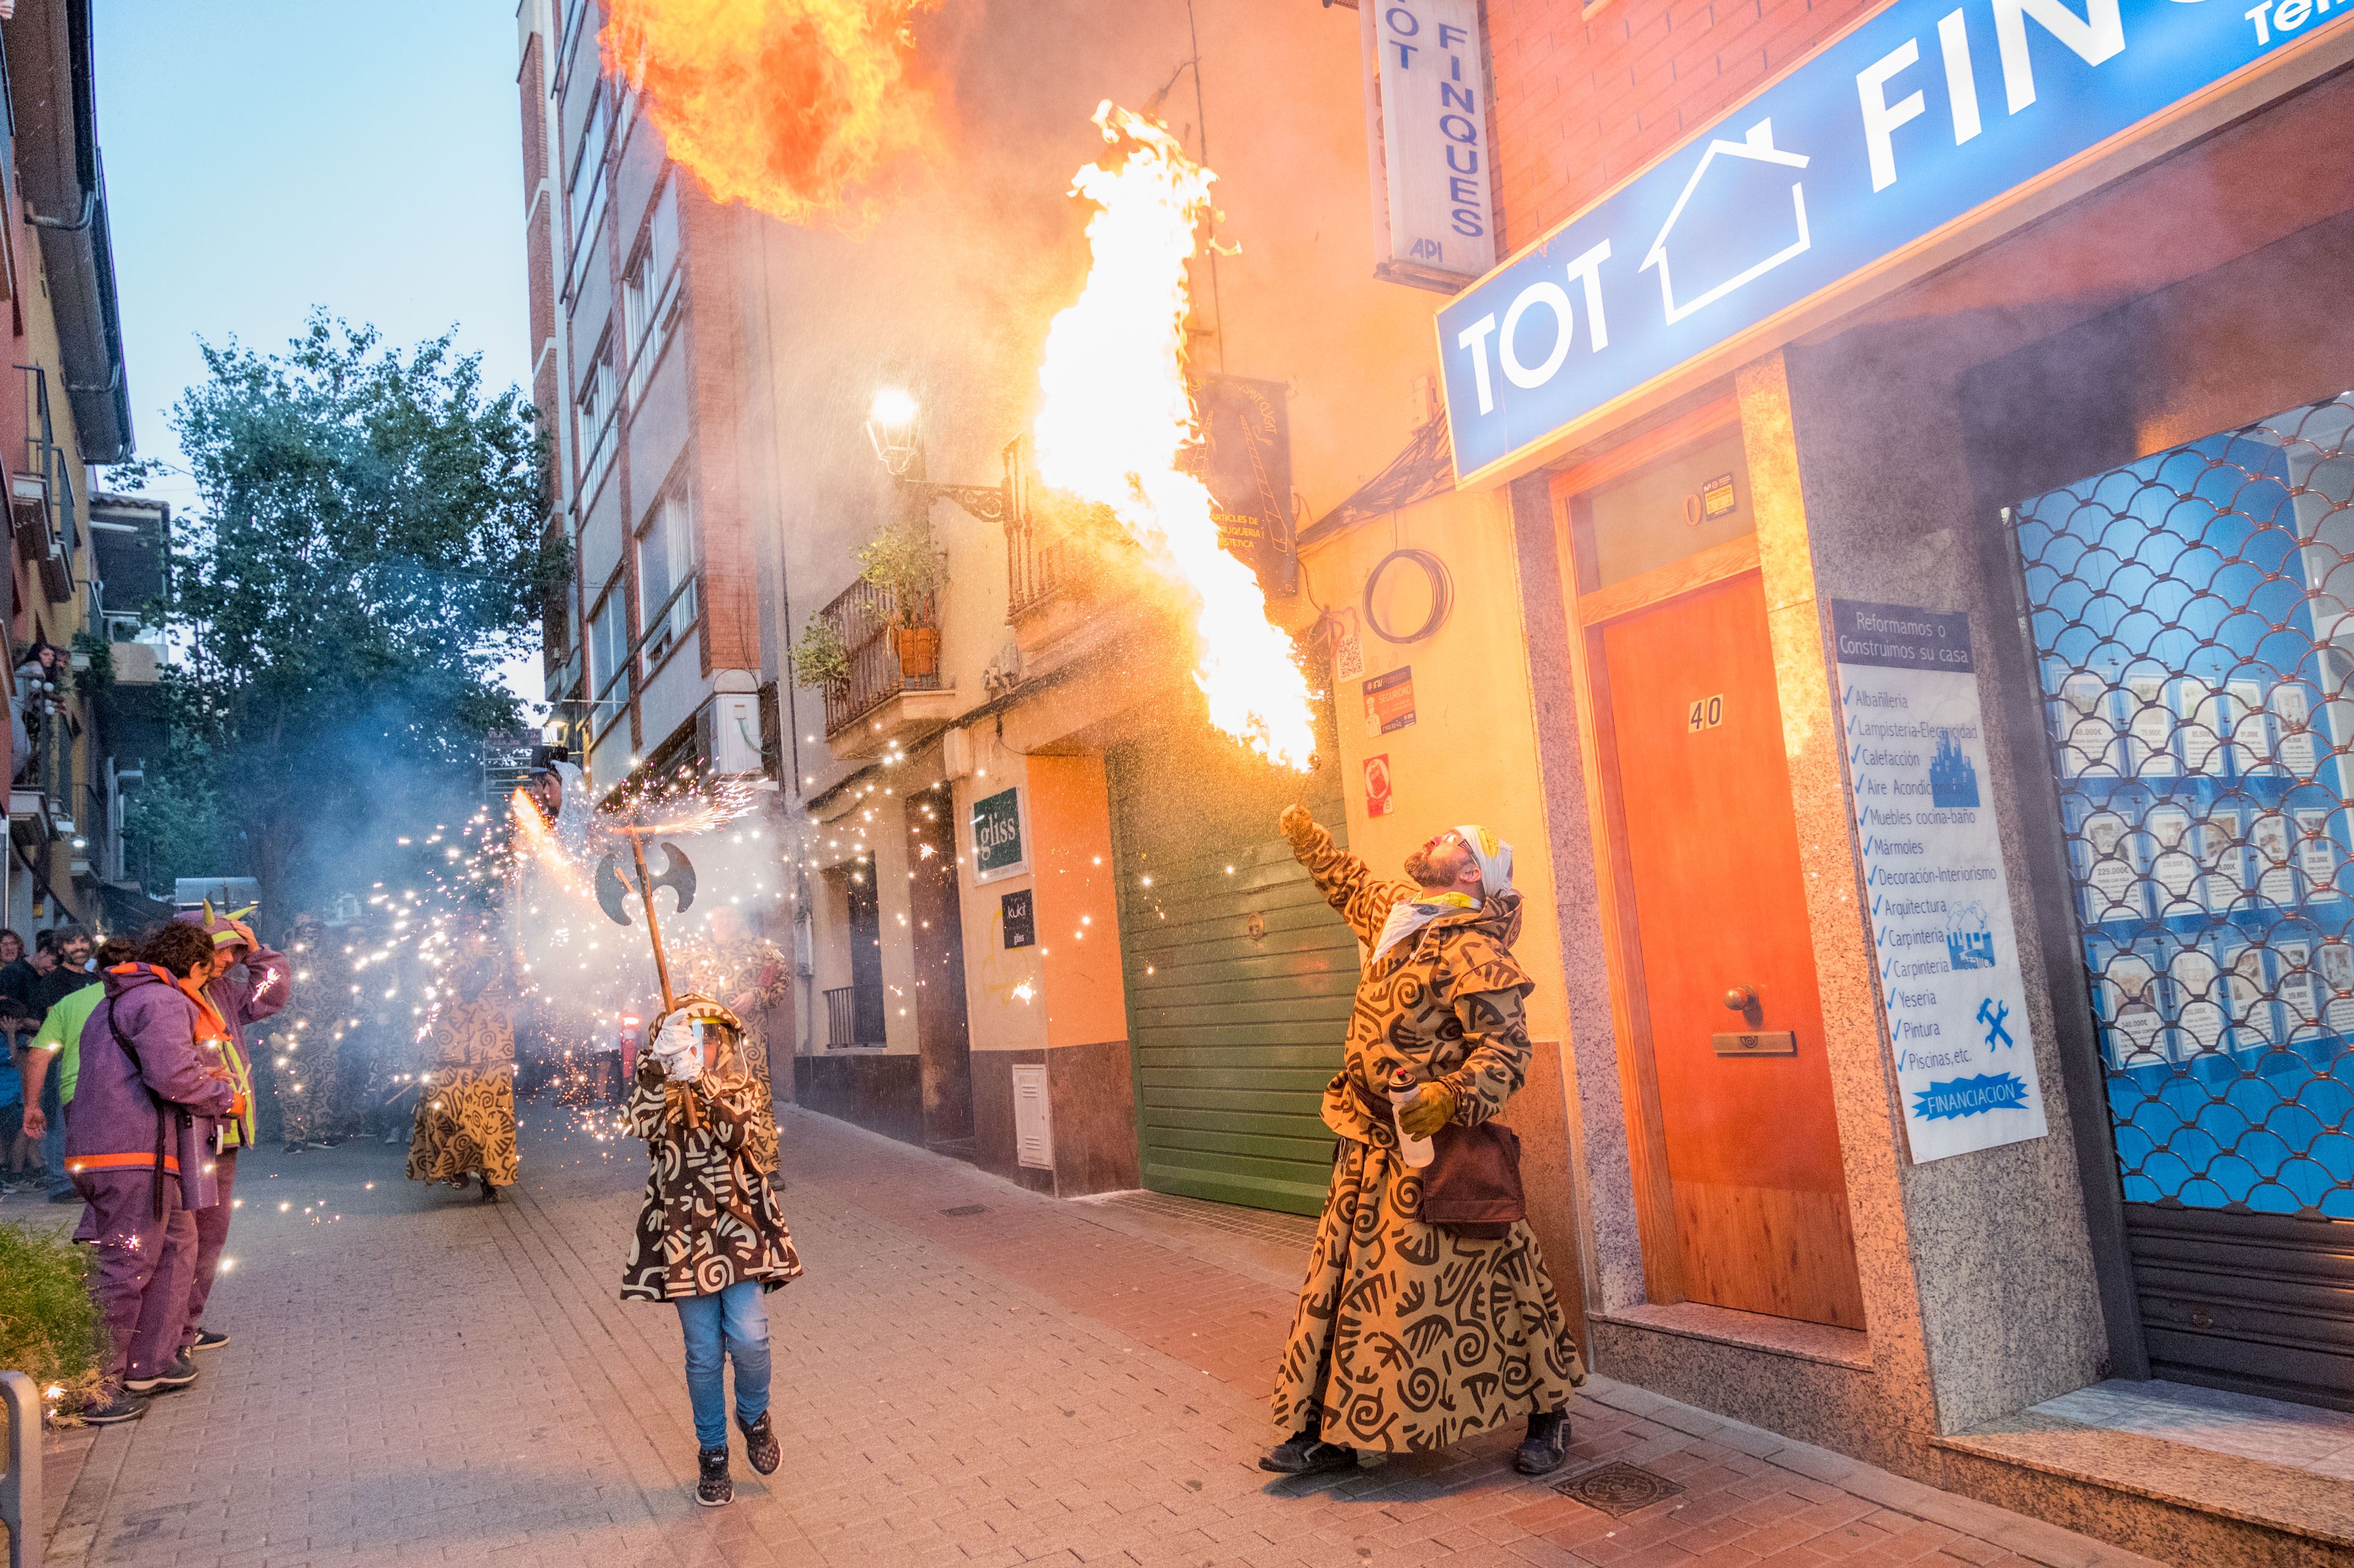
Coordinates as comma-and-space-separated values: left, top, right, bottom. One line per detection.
0, 908, 284, 1424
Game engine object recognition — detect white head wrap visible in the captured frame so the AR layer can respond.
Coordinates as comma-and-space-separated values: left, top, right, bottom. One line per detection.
1371, 825, 1514, 964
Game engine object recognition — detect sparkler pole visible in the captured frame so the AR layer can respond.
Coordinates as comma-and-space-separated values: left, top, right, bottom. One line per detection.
626, 829, 679, 1015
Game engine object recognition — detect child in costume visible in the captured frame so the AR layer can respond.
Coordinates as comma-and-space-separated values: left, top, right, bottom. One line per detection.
621, 996, 800, 1507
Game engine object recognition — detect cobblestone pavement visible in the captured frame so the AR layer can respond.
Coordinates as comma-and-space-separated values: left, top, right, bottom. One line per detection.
33, 1102, 2166, 1568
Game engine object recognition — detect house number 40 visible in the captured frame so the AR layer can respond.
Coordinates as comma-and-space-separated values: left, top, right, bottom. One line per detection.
1687, 694, 1725, 732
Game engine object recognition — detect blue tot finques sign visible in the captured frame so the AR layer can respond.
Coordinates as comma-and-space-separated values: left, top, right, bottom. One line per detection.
1436, 0, 2352, 484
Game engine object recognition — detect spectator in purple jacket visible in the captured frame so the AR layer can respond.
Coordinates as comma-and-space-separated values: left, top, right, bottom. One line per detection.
169, 905, 290, 1360
64, 921, 240, 1425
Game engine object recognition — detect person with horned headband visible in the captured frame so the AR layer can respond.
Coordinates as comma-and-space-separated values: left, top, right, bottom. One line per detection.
406, 961, 519, 1200
167, 903, 289, 1359
1258, 809, 1586, 1479
621, 995, 800, 1508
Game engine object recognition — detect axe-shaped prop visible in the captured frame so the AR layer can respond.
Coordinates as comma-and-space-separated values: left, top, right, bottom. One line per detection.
596, 829, 697, 1014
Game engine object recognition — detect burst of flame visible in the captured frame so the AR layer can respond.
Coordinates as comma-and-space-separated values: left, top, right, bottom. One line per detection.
1032, 104, 1315, 772
601, 0, 940, 229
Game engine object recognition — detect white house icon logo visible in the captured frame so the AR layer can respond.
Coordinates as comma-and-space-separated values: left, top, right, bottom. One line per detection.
1641, 119, 1812, 325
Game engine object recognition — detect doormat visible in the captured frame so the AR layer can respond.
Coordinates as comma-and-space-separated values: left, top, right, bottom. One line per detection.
940, 1205, 987, 1217
1552, 1460, 1685, 1517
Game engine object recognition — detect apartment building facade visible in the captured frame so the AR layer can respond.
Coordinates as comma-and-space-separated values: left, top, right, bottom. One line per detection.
0, 0, 148, 938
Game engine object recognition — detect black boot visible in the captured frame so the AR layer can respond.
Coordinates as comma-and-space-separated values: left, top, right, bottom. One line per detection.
1516, 1409, 1572, 1475
1259, 1425, 1356, 1475
695, 1444, 733, 1506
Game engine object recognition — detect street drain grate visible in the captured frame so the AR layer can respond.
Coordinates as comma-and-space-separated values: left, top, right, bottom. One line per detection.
940, 1205, 987, 1217
1551, 1460, 1684, 1517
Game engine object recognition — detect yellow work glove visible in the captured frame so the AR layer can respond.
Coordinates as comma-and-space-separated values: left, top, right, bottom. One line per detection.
1397, 1081, 1457, 1139
1278, 805, 1317, 848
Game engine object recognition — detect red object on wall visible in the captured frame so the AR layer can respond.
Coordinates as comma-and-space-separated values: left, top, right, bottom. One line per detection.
618, 1014, 644, 1080
1364, 754, 1394, 818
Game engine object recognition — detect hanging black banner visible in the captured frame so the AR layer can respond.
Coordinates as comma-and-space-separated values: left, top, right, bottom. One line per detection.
1191, 374, 1299, 597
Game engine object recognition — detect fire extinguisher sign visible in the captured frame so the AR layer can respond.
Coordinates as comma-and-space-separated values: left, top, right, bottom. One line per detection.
1364, 754, 1395, 818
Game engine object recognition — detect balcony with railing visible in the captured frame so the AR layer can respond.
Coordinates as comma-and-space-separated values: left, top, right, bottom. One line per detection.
824, 984, 886, 1048
15, 365, 77, 603
1001, 443, 1144, 673
817, 573, 957, 759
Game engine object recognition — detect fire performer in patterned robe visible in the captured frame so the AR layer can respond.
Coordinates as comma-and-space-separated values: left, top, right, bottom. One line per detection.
1262, 808, 1585, 1478
405, 964, 518, 1200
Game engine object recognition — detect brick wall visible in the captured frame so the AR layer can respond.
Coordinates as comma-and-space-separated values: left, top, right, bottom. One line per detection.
677, 194, 761, 678
519, 33, 560, 440
1487, 0, 1881, 241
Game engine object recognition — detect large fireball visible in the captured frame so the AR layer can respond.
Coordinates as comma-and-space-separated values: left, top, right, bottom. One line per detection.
601, 0, 940, 229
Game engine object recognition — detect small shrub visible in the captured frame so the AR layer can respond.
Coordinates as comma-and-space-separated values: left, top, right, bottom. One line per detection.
788, 618, 852, 690
0, 1219, 107, 1422
855, 520, 943, 623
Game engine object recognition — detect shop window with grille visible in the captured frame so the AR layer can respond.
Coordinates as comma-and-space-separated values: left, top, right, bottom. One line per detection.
2013, 394, 2354, 1408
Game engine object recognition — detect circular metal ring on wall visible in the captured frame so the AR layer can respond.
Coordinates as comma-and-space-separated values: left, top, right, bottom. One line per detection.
1363, 547, 1453, 644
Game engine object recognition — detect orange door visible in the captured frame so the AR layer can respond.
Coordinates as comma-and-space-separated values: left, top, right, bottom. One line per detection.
1599, 572, 1866, 1329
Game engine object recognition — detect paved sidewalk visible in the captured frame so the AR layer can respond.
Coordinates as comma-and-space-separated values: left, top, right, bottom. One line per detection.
35, 1104, 2168, 1568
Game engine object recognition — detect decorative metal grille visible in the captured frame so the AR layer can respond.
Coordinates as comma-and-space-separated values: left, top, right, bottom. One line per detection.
2015, 394, 2354, 1220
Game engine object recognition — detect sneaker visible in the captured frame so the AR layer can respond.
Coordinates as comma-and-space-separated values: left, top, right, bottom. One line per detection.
1515, 1410, 1572, 1476
192, 1328, 231, 1352
739, 1411, 780, 1475
695, 1444, 733, 1507
1258, 1431, 1356, 1475
283, 1141, 305, 1154
125, 1352, 199, 1394
479, 1180, 501, 1204
81, 1390, 148, 1425
48, 1188, 81, 1203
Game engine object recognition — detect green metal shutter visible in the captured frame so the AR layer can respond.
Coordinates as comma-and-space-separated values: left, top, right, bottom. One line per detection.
1107, 720, 1360, 1216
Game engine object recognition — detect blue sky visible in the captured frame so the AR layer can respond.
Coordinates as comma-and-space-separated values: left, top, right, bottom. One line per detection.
94, 0, 541, 698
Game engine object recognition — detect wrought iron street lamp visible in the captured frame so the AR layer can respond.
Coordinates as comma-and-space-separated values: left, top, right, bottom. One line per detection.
862, 386, 1014, 524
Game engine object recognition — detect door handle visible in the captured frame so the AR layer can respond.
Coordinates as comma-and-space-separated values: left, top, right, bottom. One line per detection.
1724, 986, 1758, 1012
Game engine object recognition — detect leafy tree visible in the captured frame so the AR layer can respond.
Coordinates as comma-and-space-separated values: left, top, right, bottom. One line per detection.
123, 316, 567, 916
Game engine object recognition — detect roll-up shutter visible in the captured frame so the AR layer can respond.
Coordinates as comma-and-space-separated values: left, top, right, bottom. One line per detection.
1108, 711, 1358, 1216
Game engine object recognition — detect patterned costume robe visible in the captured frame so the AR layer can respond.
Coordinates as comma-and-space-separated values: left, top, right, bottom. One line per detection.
1272, 820, 1585, 1454
405, 999, 519, 1190
620, 1059, 800, 1300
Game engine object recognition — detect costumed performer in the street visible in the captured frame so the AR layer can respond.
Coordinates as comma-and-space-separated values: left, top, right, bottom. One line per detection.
1261, 807, 1585, 1478
406, 960, 518, 1200
174, 903, 289, 1360
621, 995, 799, 1509
272, 911, 347, 1150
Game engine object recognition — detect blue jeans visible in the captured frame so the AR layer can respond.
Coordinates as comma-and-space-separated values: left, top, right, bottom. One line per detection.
675, 1280, 770, 1449
39, 1069, 69, 1196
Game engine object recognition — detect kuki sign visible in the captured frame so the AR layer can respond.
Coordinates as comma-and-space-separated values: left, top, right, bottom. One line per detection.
1436, 0, 2354, 483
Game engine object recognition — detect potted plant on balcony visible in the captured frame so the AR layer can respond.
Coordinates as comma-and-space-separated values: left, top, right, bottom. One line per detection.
855, 519, 943, 678
788, 617, 851, 692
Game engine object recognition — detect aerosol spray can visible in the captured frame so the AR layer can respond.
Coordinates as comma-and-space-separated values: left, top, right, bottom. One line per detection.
1389, 1066, 1434, 1168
